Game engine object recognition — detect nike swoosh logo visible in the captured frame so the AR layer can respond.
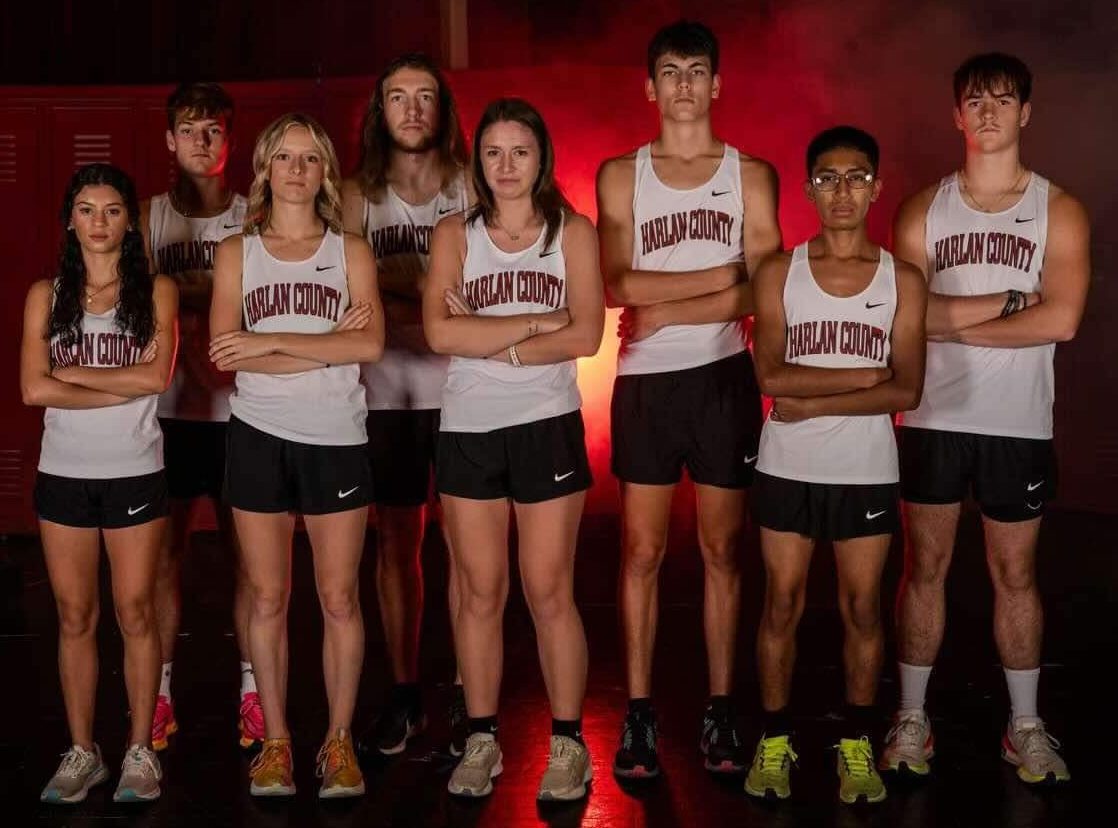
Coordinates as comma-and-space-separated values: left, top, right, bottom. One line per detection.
1015, 217, 1035, 223
711, 190, 730, 197
438, 207, 455, 215
315, 265, 336, 272
865, 301, 887, 309
865, 509, 886, 520
127, 503, 150, 516
554, 471, 575, 482
338, 486, 360, 498
743, 454, 757, 464
1026, 501, 1042, 511
1026, 480, 1045, 492
223, 223, 240, 229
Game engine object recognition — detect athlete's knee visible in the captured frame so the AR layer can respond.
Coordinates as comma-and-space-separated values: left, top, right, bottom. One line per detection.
622, 536, 667, 578
698, 536, 740, 574
839, 592, 882, 637
461, 577, 507, 621
905, 543, 952, 587
318, 587, 360, 625
988, 554, 1036, 594
762, 586, 805, 635
523, 579, 575, 626
57, 600, 98, 639
250, 585, 290, 622
114, 596, 155, 639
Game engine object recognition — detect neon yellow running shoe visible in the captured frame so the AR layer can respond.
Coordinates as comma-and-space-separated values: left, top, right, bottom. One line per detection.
744, 734, 798, 800
836, 737, 887, 804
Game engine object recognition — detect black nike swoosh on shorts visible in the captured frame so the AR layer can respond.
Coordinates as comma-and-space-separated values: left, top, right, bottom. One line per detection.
315, 265, 336, 271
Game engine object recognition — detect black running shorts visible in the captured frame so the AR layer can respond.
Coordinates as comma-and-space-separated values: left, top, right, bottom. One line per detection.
224, 416, 373, 515
366, 409, 440, 507
160, 418, 228, 500
611, 351, 761, 488
753, 471, 899, 541
898, 426, 1056, 522
35, 470, 169, 529
436, 410, 592, 503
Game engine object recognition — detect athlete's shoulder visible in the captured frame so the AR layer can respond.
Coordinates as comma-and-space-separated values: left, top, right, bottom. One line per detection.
26, 278, 54, 304
895, 181, 941, 227
1043, 179, 1089, 229
562, 210, 597, 241
891, 254, 927, 289
754, 248, 794, 282
597, 150, 638, 183
738, 153, 778, 192
152, 273, 178, 294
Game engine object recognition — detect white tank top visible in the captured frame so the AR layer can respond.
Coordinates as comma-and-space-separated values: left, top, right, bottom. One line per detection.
617, 143, 747, 376
39, 301, 163, 479
440, 215, 581, 433
905, 173, 1052, 439
148, 192, 247, 421
757, 244, 899, 485
361, 176, 467, 410
229, 230, 367, 446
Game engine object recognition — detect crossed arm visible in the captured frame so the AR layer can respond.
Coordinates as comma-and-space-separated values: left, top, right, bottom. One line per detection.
21, 276, 179, 409
209, 233, 385, 374
751, 253, 927, 422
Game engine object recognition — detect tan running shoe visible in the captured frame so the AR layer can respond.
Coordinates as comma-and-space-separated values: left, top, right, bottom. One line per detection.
316, 728, 366, 798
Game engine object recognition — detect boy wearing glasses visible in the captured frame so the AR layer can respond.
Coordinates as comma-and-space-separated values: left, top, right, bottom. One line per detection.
744, 126, 927, 804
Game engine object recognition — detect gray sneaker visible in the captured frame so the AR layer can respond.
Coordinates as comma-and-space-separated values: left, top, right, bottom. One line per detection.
538, 735, 592, 801
447, 733, 503, 797
1002, 718, 1070, 785
880, 708, 935, 776
40, 744, 109, 804
113, 744, 163, 802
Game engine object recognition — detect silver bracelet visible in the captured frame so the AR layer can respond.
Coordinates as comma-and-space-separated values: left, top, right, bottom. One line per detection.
508, 344, 522, 367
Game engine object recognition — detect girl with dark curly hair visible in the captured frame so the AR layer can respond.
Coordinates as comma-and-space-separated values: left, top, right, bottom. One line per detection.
21, 163, 178, 804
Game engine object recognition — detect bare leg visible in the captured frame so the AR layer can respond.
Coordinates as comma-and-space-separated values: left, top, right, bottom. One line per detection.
894, 502, 961, 666
983, 516, 1043, 670
694, 484, 746, 696
834, 534, 892, 706
374, 504, 424, 684
756, 529, 814, 711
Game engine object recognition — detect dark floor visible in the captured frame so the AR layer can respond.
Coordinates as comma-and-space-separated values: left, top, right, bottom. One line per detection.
0, 501, 1109, 827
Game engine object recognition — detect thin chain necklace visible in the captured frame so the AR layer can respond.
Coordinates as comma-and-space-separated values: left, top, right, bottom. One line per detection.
960, 167, 1027, 213
493, 212, 535, 242
84, 278, 120, 306
170, 187, 234, 219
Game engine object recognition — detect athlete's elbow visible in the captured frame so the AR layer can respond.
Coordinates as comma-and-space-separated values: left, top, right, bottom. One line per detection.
424, 326, 452, 355
21, 381, 45, 407
896, 382, 924, 412
1051, 316, 1081, 343
572, 331, 603, 359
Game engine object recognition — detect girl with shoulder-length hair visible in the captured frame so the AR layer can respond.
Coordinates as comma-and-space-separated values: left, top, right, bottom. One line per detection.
423, 97, 604, 802
23, 162, 179, 804
208, 112, 384, 799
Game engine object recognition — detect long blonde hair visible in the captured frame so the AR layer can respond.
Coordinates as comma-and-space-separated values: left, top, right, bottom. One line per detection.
244, 113, 344, 235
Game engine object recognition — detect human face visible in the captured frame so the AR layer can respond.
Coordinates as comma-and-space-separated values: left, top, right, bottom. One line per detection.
804, 148, 881, 231
646, 52, 720, 121
166, 114, 230, 177
382, 67, 441, 153
953, 82, 1030, 153
70, 184, 130, 254
268, 125, 325, 205
479, 120, 540, 202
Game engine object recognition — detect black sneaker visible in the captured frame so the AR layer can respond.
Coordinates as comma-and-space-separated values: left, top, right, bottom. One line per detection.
371, 692, 426, 756
613, 708, 660, 779
448, 685, 468, 757
700, 706, 747, 773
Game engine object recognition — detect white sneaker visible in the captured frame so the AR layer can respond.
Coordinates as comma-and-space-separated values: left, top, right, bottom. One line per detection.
880, 708, 935, 775
447, 733, 503, 797
1002, 717, 1070, 784
113, 744, 163, 802
538, 735, 592, 801
40, 744, 109, 804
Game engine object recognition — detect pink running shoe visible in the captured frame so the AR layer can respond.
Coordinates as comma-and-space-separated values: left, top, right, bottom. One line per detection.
239, 692, 265, 749
151, 694, 178, 752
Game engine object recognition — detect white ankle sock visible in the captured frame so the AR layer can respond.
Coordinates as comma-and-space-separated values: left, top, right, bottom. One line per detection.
1004, 667, 1040, 724
159, 662, 173, 699
898, 662, 933, 712
240, 661, 257, 697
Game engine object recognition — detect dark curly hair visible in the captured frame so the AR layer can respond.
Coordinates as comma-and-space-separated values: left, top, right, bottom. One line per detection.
467, 98, 572, 252
48, 163, 154, 352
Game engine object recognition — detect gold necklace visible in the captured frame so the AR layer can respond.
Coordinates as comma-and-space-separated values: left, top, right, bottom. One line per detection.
493, 213, 533, 242
960, 168, 1026, 213
84, 279, 120, 306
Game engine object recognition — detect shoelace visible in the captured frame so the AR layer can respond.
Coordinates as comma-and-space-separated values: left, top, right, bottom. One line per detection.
251, 741, 289, 777
548, 738, 577, 771
56, 746, 94, 779
460, 737, 496, 768
1017, 725, 1062, 759
316, 737, 354, 778
706, 714, 741, 747
885, 712, 927, 748
239, 694, 262, 723
123, 746, 158, 780
759, 739, 798, 771
621, 716, 656, 751
836, 738, 875, 777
